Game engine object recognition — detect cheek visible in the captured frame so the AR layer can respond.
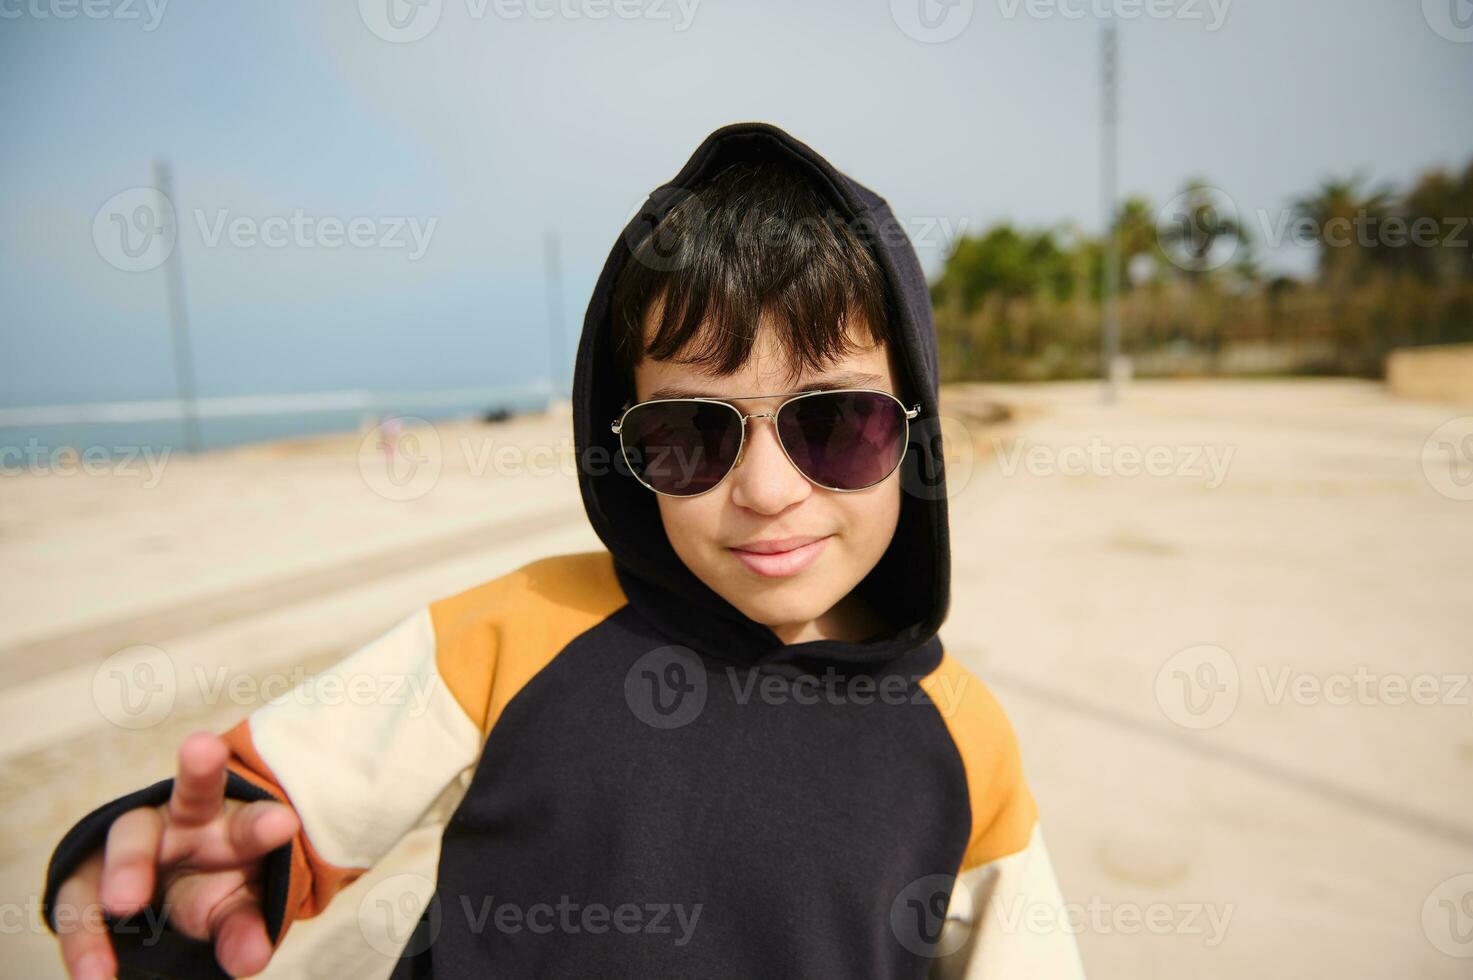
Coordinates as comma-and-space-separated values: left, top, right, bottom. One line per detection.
655, 493, 721, 552
836, 482, 902, 554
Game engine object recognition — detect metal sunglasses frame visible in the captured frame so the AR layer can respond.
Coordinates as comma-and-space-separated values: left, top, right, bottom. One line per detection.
609, 386, 922, 498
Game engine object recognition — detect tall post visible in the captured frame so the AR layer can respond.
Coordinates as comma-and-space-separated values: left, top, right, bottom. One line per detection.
1100, 23, 1122, 405
544, 232, 565, 405
153, 159, 202, 452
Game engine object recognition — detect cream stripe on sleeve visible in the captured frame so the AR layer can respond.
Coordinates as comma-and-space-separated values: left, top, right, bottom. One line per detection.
247, 607, 483, 870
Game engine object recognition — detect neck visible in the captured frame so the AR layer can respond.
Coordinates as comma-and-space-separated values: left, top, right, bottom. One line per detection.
770, 592, 887, 646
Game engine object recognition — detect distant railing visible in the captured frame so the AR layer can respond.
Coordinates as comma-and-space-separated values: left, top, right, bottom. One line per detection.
0, 383, 556, 428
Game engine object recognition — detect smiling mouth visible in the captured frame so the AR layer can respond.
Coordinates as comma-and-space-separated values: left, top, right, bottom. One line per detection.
727, 535, 832, 578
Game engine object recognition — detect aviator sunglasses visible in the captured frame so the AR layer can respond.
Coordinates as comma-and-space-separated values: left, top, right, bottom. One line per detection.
610, 387, 921, 497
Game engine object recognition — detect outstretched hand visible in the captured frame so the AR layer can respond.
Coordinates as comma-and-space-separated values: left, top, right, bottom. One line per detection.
53, 731, 300, 979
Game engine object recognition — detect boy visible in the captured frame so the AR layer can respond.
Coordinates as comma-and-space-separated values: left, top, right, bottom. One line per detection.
43, 121, 1086, 979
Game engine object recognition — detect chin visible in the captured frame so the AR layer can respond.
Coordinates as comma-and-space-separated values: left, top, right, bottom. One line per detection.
721, 584, 836, 632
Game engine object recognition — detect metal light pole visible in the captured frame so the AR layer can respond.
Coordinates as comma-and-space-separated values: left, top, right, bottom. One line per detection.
153, 159, 202, 452
544, 232, 565, 405
1100, 23, 1122, 405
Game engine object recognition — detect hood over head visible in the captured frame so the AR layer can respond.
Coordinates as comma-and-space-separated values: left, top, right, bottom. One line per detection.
573, 121, 951, 671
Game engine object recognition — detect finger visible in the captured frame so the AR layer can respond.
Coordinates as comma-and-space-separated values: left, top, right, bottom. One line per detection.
210, 889, 275, 978
100, 806, 164, 917
168, 731, 229, 827
54, 853, 117, 980
225, 800, 300, 864
159, 867, 251, 941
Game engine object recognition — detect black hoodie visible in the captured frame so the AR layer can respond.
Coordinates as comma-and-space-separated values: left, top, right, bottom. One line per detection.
41, 121, 1084, 980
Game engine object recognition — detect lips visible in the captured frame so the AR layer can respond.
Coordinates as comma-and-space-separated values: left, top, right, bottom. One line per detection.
728, 535, 832, 578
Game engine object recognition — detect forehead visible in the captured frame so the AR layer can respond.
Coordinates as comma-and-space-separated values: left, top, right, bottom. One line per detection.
632, 311, 899, 401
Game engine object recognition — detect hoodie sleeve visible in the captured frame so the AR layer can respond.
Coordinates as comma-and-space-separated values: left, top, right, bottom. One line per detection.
40, 551, 627, 978
920, 656, 1088, 979
39, 604, 487, 977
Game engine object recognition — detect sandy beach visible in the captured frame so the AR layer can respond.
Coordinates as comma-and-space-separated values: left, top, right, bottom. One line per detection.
2, 379, 1469, 978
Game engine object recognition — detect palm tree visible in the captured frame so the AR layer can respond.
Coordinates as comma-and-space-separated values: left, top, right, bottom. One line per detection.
1157, 178, 1248, 283
1402, 163, 1473, 283
1291, 173, 1395, 288
1111, 196, 1163, 288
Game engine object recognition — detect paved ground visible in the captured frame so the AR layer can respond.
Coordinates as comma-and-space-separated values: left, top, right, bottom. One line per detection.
1, 379, 1469, 978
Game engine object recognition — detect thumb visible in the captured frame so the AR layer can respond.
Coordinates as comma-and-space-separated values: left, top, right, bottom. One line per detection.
210, 887, 276, 978
226, 800, 300, 864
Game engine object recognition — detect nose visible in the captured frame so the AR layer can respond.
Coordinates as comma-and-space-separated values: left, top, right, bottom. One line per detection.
726, 413, 811, 514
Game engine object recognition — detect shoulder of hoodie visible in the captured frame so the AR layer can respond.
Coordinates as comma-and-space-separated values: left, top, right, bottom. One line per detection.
920, 653, 1039, 870
420, 549, 628, 733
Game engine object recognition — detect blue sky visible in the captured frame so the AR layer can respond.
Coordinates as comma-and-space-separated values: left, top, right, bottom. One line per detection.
2, 0, 1471, 408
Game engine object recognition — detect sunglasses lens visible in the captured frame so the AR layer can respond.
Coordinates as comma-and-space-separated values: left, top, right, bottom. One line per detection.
620, 400, 742, 495
777, 391, 909, 490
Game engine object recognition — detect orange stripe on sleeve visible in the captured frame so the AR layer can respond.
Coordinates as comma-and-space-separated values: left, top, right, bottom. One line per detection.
920, 655, 1039, 871
431, 550, 628, 736
220, 718, 368, 940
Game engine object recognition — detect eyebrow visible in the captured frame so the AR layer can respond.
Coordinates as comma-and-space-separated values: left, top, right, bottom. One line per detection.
646, 371, 886, 401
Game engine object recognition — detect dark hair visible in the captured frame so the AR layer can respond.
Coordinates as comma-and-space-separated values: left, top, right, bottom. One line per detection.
610, 158, 898, 395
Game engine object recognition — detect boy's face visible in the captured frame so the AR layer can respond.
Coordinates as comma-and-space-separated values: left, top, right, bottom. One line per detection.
631, 309, 905, 645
